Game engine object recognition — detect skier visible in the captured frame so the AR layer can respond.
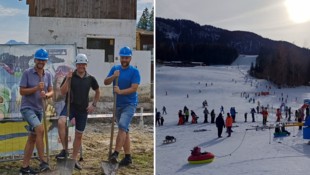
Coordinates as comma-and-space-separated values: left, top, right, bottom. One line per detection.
230, 107, 236, 123
216, 113, 225, 138
276, 108, 281, 122
203, 107, 209, 123
160, 116, 164, 126
250, 108, 256, 122
185, 108, 189, 123
191, 110, 198, 124
244, 112, 248, 122
288, 107, 292, 121
220, 106, 224, 114
262, 107, 268, 126
210, 109, 216, 123
178, 110, 184, 125
156, 111, 161, 127
226, 113, 233, 137
162, 106, 167, 115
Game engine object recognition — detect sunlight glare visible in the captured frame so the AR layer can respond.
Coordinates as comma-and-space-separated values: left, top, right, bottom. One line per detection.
285, 0, 310, 23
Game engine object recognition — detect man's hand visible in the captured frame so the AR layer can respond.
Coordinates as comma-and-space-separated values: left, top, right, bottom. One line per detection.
113, 86, 121, 94
40, 90, 46, 98
87, 103, 95, 113
113, 70, 120, 78
38, 82, 44, 91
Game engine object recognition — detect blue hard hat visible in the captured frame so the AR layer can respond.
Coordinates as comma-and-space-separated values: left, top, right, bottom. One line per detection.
34, 48, 48, 61
119, 46, 132, 57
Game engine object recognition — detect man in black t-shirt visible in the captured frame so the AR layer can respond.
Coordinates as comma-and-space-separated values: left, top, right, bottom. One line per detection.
55, 53, 100, 170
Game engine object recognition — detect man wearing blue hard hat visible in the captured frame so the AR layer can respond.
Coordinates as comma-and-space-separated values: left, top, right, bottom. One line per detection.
19, 48, 53, 174
104, 46, 141, 166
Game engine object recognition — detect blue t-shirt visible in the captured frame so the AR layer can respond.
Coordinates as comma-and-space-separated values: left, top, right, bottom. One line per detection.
20, 67, 53, 111
107, 65, 140, 107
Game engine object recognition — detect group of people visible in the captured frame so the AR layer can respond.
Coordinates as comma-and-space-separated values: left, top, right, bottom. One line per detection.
19, 47, 140, 174
156, 111, 164, 126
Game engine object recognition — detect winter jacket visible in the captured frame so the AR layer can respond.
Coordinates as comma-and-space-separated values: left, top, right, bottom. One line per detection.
226, 116, 233, 127
216, 115, 225, 128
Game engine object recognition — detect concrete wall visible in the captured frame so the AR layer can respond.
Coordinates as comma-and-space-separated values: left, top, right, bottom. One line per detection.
29, 17, 136, 50
29, 17, 152, 98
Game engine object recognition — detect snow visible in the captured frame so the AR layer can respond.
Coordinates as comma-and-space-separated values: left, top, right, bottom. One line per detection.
156, 55, 310, 175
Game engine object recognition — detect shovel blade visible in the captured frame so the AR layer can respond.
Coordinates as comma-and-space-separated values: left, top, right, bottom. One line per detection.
56, 158, 76, 175
101, 161, 119, 175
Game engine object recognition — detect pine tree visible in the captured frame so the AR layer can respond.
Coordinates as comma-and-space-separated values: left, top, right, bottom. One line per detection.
137, 8, 149, 30
148, 7, 154, 31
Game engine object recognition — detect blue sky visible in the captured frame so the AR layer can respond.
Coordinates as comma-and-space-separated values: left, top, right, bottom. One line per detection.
157, 0, 310, 48
0, 0, 153, 44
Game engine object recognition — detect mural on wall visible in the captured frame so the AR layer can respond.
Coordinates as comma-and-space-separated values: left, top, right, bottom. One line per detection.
0, 45, 76, 156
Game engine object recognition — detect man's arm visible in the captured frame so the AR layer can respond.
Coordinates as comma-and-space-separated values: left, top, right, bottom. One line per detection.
114, 83, 138, 95
92, 88, 100, 107
45, 86, 54, 99
20, 86, 40, 96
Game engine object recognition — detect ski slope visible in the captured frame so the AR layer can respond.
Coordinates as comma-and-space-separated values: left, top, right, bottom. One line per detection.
156, 55, 310, 175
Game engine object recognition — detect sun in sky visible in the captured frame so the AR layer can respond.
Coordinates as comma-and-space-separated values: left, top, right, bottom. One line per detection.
285, 0, 310, 23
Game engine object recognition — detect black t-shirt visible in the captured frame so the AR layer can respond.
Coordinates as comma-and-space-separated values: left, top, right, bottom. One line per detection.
61, 70, 99, 112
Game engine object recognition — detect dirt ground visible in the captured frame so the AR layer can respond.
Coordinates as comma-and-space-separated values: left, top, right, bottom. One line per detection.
0, 122, 154, 175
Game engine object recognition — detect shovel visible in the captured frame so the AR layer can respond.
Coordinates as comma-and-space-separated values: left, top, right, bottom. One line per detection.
101, 78, 119, 175
57, 78, 75, 175
42, 98, 50, 164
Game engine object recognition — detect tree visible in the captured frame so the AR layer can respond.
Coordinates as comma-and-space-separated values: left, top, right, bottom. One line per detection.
148, 7, 154, 31
137, 8, 149, 30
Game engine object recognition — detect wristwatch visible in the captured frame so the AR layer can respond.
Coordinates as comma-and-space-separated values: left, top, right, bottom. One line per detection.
92, 103, 97, 107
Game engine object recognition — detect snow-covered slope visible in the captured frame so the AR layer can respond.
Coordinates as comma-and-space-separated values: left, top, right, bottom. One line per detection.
156, 56, 310, 175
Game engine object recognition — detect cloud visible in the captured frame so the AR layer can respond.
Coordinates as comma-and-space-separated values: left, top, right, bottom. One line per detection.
0, 5, 27, 17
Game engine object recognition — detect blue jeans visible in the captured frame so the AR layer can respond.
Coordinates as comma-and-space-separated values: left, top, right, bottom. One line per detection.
20, 108, 43, 133
116, 104, 136, 132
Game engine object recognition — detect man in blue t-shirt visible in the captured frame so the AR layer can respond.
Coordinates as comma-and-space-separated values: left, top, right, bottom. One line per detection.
19, 48, 53, 174
104, 46, 140, 166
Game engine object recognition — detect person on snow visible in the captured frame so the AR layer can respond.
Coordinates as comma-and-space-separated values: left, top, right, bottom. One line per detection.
256, 105, 260, 114
160, 116, 164, 126
230, 107, 236, 123
210, 109, 216, 123
185, 108, 189, 123
244, 112, 248, 122
203, 107, 209, 123
156, 111, 161, 127
216, 113, 225, 138
250, 108, 256, 122
276, 108, 282, 122
220, 106, 224, 114
178, 110, 184, 125
162, 106, 167, 115
297, 109, 303, 130
226, 113, 233, 137
191, 110, 199, 124
288, 107, 292, 121
275, 124, 281, 134
281, 124, 290, 136
262, 107, 268, 126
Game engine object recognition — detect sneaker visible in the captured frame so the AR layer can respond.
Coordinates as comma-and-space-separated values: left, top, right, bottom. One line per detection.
39, 161, 50, 172
109, 152, 118, 164
55, 149, 69, 159
75, 162, 82, 170
19, 166, 39, 175
119, 156, 132, 166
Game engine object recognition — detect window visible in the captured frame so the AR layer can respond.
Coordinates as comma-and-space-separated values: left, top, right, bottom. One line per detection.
87, 38, 115, 62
